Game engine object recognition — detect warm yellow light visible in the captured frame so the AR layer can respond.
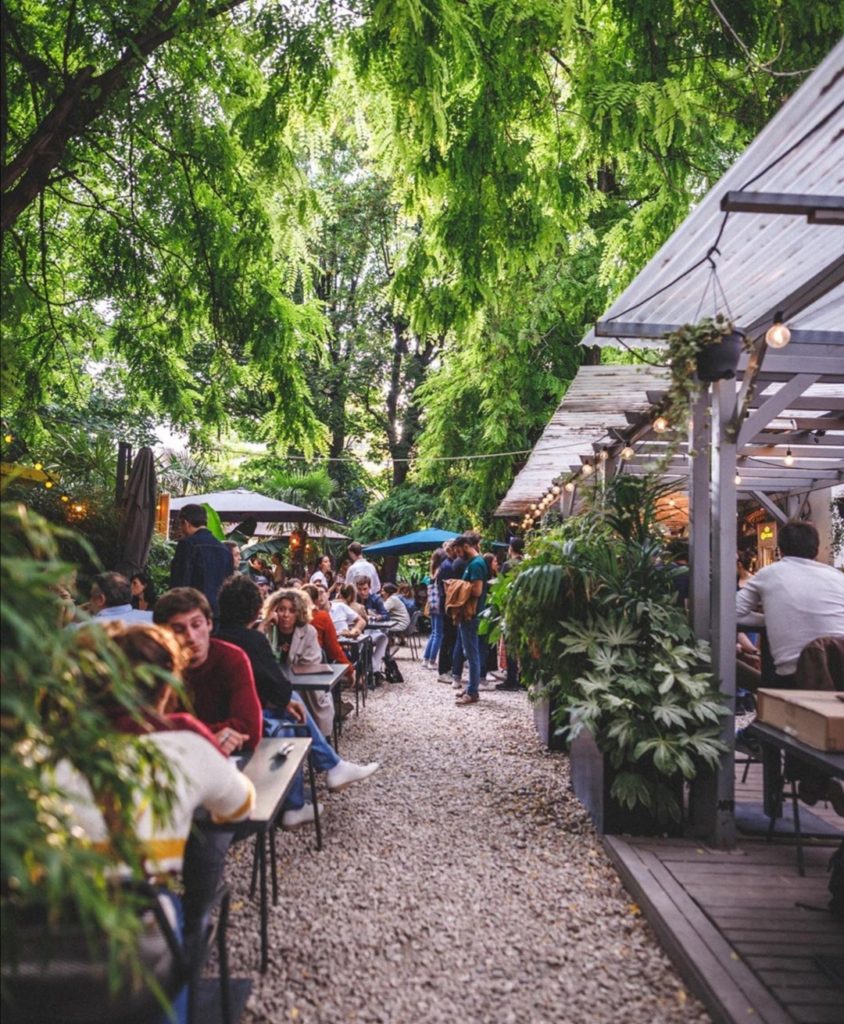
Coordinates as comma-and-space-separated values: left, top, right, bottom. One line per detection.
653, 415, 669, 433
765, 321, 791, 349
44, 480, 53, 489
564, 481, 575, 493
620, 446, 634, 460
33, 462, 43, 471
60, 494, 70, 503
3, 433, 13, 443
784, 447, 794, 467
581, 463, 594, 476
598, 449, 608, 462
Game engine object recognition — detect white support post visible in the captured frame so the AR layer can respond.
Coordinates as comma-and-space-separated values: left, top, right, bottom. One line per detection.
710, 380, 738, 848
689, 392, 711, 642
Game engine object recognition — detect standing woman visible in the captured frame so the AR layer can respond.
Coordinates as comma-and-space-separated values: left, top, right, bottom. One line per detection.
310, 554, 334, 590
130, 571, 158, 611
422, 548, 447, 671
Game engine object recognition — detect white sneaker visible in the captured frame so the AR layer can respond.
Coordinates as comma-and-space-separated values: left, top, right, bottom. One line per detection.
478, 678, 495, 691
452, 677, 464, 689
326, 759, 381, 792
437, 673, 453, 683
281, 800, 324, 830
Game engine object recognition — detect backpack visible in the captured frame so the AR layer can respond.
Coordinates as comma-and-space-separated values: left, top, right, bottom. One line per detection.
384, 656, 404, 683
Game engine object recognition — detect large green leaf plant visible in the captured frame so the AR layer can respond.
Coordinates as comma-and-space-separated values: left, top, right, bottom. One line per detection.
491, 476, 728, 822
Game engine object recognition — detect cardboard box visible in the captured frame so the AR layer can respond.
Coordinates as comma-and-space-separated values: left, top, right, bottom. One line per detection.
757, 689, 844, 752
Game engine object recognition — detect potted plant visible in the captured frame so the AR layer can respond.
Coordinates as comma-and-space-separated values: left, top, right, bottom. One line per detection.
492, 476, 728, 833
658, 316, 750, 444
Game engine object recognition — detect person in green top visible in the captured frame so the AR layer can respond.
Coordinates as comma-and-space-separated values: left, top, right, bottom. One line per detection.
452, 533, 490, 706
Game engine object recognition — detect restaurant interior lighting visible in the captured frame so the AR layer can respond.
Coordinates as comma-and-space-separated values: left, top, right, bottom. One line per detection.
765, 312, 791, 349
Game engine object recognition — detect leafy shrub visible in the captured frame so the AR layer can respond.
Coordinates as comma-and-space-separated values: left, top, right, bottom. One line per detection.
491, 476, 728, 822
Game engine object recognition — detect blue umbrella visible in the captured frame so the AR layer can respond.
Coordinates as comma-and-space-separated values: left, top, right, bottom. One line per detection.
362, 529, 458, 557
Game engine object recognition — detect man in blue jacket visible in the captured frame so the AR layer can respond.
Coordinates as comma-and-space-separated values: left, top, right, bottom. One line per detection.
169, 504, 233, 622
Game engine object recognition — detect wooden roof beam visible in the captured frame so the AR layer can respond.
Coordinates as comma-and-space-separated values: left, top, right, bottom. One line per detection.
720, 190, 844, 223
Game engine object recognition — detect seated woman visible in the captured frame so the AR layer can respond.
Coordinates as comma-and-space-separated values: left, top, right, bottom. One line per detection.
216, 576, 379, 827
57, 623, 255, 967
309, 554, 334, 590
397, 582, 416, 615
382, 582, 411, 634
130, 571, 158, 611
332, 582, 367, 629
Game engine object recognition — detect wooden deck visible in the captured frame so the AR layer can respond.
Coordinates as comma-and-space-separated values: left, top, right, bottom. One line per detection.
604, 763, 844, 1024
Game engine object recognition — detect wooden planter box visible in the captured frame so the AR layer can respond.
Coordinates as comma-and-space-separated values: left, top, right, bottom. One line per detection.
530, 687, 568, 751
569, 730, 684, 836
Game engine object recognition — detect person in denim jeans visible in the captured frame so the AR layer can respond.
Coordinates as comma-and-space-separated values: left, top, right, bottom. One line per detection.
452, 535, 489, 706
422, 548, 447, 669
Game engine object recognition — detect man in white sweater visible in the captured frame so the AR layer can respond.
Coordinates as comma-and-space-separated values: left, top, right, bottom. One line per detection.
736, 521, 844, 685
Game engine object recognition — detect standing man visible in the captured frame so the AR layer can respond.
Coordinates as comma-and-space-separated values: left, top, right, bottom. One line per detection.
344, 541, 381, 593
170, 504, 233, 622
452, 535, 490, 706
436, 541, 459, 682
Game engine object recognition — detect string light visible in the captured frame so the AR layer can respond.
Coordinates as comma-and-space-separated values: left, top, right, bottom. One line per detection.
653, 415, 669, 433
44, 480, 53, 489
564, 481, 575, 493
784, 447, 794, 467
61, 494, 70, 503
581, 463, 594, 476
33, 462, 43, 471
765, 311, 791, 349
551, 485, 561, 496
3, 433, 12, 444
620, 446, 634, 460
734, 473, 742, 485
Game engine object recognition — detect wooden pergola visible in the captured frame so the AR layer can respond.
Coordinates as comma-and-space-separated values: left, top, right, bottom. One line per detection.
496, 39, 844, 845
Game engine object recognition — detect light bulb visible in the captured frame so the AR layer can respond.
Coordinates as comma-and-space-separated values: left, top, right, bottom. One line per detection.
784, 447, 794, 467
3, 433, 12, 443
734, 473, 742, 485
620, 446, 634, 460
530, 504, 537, 512
60, 494, 70, 503
653, 415, 669, 433
33, 462, 43, 471
564, 481, 575, 493
598, 449, 609, 462
581, 463, 594, 476
552, 486, 561, 496
765, 316, 791, 349
44, 480, 53, 489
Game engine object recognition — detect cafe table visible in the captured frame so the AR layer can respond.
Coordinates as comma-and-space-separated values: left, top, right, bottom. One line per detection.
288, 662, 348, 748
227, 737, 314, 972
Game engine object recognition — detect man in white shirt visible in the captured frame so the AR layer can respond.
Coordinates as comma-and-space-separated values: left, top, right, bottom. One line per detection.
344, 541, 381, 592
736, 521, 844, 685
87, 572, 154, 625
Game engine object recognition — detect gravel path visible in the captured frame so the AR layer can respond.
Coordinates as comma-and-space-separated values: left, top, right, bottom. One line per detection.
227, 654, 711, 1024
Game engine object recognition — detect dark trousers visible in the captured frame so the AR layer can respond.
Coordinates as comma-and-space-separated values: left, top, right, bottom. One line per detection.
181, 827, 234, 933
438, 613, 457, 675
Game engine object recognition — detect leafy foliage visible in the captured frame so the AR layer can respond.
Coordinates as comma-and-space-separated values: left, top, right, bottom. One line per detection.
349, 483, 443, 543
490, 475, 728, 821
1, 503, 179, 991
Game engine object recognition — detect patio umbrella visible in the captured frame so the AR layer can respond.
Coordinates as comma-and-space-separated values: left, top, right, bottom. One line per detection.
116, 446, 157, 578
362, 529, 458, 557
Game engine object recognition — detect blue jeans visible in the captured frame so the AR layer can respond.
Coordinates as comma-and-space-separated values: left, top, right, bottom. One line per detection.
156, 892, 187, 1024
452, 618, 481, 696
262, 691, 340, 808
423, 612, 444, 662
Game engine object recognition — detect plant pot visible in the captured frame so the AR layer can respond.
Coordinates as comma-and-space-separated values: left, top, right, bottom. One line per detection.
569, 730, 684, 836
530, 686, 567, 751
695, 330, 744, 382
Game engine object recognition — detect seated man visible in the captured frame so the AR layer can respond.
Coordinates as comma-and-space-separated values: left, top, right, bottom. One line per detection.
736, 521, 844, 686
216, 576, 379, 828
737, 521, 844, 813
81, 571, 154, 626
354, 578, 390, 682
153, 587, 262, 756
382, 583, 411, 633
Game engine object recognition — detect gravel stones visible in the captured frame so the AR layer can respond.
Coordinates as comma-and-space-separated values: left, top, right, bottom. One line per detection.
225, 657, 710, 1023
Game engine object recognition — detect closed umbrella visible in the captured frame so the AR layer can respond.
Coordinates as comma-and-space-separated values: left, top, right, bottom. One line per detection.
116, 446, 157, 578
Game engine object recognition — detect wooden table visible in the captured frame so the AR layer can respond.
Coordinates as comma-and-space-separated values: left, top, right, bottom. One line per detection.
289, 663, 348, 748
746, 720, 844, 875
233, 737, 313, 972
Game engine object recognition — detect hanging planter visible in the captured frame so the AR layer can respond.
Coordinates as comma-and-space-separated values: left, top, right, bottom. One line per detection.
655, 316, 753, 461
694, 325, 746, 381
